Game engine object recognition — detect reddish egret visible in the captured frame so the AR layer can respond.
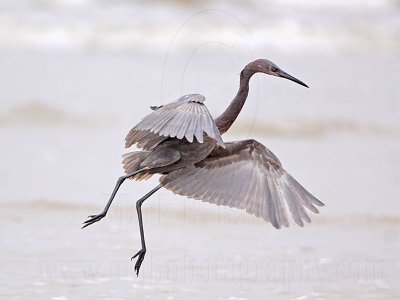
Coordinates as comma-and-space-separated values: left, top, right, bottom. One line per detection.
83, 59, 324, 276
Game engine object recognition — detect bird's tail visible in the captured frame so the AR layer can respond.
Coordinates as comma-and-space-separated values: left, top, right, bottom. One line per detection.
122, 151, 152, 180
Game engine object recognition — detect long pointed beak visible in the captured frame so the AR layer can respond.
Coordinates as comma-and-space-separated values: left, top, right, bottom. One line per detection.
278, 70, 309, 88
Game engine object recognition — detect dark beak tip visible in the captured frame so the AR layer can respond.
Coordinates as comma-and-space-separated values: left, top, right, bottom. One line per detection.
279, 71, 309, 89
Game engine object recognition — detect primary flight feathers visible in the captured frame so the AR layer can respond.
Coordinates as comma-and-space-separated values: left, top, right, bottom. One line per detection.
160, 139, 324, 229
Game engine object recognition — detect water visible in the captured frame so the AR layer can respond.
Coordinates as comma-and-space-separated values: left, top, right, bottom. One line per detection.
0, 0, 399, 299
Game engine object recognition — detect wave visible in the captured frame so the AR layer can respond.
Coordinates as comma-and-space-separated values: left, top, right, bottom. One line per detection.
1, 199, 399, 227
1, 102, 398, 138
0, 0, 399, 54
0, 102, 115, 127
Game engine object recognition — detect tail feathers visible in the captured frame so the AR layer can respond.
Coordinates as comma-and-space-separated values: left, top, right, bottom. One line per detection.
122, 151, 152, 180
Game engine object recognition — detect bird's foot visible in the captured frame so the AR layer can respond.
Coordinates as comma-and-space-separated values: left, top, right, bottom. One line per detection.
82, 212, 106, 229
131, 248, 146, 276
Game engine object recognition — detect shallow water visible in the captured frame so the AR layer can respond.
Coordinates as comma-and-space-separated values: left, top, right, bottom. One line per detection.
1, 199, 399, 299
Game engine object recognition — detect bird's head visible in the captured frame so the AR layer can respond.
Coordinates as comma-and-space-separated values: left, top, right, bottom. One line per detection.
244, 59, 309, 88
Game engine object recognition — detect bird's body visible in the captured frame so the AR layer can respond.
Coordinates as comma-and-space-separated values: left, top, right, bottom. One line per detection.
83, 59, 324, 276
122, 135, 217, 180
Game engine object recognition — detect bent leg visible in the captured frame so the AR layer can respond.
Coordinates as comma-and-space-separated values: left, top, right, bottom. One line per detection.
82, 167, 149, 228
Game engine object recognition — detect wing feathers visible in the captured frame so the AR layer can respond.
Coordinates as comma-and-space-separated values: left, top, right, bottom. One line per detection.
125, 94, 224, 150
161, 139, 323, 228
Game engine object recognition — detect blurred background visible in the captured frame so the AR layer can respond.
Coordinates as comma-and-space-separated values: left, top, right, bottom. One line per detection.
1, 0, 399, 299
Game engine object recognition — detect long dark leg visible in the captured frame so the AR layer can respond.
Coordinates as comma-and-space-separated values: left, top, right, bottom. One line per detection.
82, 167, 149, 229
131, 185, 161, 276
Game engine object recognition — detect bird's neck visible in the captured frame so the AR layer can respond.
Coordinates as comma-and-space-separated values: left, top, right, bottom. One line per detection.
215, 70, 254, 134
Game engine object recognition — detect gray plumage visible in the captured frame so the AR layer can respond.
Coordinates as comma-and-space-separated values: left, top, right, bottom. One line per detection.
121, 60, 322, 229
160, 139, 323, 229
83, 59, 323, 277
125, 94, 225, 150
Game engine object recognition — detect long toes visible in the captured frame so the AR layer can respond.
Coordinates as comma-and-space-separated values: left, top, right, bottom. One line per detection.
131, 252, 140, 260
82, 215, 104, 229
82, 221, 96, 229
134, 262, 142, 276
90, 214, 102, 220
82, 219, 96, 225
131, 251, 146, 276
83, 214, 104, 224
84, 217, 98, 223
82, 222, 93, 229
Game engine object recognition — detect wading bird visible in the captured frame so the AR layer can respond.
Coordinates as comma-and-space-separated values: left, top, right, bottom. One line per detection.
83, 59, 324, 276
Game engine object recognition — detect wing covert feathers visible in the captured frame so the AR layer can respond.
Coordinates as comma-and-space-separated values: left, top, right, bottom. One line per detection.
125, 94, 224, 150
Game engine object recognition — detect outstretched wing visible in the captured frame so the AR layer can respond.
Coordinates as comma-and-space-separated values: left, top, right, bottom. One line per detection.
125, 94, 224, 150
160, 139, 324, 229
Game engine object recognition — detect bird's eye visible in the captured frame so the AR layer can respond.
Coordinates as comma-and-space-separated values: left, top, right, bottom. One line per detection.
271, 67, 279, 72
